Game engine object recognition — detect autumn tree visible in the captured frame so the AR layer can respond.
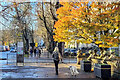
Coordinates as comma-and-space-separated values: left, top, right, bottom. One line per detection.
36, 1, 64, 55
54, 1, 120, 50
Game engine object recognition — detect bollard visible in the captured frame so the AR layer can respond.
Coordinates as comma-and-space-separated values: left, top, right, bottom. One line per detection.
16, 54, 17, 66
94, 63, 111, 78
69, 55, 71, 63
7, 53, 8, 65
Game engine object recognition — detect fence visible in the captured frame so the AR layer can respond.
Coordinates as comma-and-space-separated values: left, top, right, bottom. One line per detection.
6, 53, 17, 65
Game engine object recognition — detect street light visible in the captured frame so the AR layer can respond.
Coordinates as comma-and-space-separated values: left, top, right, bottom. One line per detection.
117, 37, 120, 72
118, 43, 120, 57
118, 35, 120, 56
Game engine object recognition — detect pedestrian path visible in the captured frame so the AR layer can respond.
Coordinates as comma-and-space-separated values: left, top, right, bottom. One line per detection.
1, 51, 119, 79
23, 50, 77, 64
24, 57, 77, 63
1, 63, 96, 78
1, 50, 89, 78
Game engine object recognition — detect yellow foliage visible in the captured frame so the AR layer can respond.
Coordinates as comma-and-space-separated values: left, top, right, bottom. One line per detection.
53, 2, 119, 48
95, 41, 103, 44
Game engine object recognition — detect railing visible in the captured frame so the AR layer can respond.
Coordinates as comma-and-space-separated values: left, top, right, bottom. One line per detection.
6, 53, 17, 65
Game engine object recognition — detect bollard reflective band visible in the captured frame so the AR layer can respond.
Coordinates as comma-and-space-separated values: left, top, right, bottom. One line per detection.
94, 66, 111, 69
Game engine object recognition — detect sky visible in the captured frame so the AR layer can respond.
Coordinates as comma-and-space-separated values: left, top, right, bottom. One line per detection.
0, 2, 37, 30
0, 0, 93, 31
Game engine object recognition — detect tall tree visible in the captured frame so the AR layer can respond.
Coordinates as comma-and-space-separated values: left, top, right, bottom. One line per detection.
54, 2, 120, 49
0, 2, 35, 52
36, 2, 58, 54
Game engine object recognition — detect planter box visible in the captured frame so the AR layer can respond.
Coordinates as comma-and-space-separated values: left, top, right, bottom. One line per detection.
81, 60, 91, 72
94, 63, 111, 78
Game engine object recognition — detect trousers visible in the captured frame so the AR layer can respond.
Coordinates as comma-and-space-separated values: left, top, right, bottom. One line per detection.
54, 60, 59, 75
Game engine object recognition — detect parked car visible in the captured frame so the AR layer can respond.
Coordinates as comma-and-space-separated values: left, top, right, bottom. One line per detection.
5, 46, 10, 51
64, 48, 71, 57
10, 47, 17, 52
70, 49, 78, 56
0, 46, 6, 52
0, 46, 4, 52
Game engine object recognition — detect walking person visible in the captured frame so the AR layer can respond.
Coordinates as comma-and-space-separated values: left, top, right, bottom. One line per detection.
30, 48, 33, 57
52, 47, 59, 75
36, 48, 39, 57
77, 49, 82, 65
34, 48, 36, 57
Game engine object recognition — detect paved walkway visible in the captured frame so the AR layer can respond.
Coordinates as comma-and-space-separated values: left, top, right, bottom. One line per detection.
1, 63, 96, 78
0, 50, 96, 79
6, 50, 77, 65
0, 50, 119, 79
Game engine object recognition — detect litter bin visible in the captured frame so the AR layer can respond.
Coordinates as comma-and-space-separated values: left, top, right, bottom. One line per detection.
17, 54, 24, 63
81, 60, 91, 72
94, 63, 111, 79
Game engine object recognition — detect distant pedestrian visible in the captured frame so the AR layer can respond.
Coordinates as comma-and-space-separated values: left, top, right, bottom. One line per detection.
52, 47, 59, 75
34, 48, 36, 57
39, 49, 41, 58
30, 48, 33, 57
36, 48, 39, 57
77, 49, 82, 65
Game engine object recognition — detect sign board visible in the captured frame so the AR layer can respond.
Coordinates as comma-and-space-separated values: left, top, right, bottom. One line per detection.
17, 42, 23, 47
17, 42, 23, 54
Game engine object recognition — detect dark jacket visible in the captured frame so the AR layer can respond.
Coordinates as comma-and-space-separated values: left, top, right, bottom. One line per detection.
30, 49, 33, 53
34, 49, 36, 53
39, 49, 41, 54
52, 52, 59, 61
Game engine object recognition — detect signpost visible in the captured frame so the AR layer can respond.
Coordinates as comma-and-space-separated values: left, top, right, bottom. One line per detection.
16, 42, 24, 66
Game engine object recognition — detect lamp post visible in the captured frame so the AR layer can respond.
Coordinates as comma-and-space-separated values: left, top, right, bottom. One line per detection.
118, 43, 120, 70
116, 37, 120, 73
118, 43, 120, 57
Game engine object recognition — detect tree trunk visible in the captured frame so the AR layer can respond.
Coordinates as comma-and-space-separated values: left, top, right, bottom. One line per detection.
58, 42, 65, 57
77, 42, 79, 49
47, 32, 57, 54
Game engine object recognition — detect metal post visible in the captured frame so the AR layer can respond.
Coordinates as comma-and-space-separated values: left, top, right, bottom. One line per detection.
16, 53, 17, 66
69, 56, 70, 63
47, 52, 49, 58
69, 53, 71, 63
118, 43, 120, 69
7, 53, 8, 65
118, 43, 120, 57
23, 54, 24, 66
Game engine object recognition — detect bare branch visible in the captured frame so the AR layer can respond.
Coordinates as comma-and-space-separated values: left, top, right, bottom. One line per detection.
50, 1, 58, 21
